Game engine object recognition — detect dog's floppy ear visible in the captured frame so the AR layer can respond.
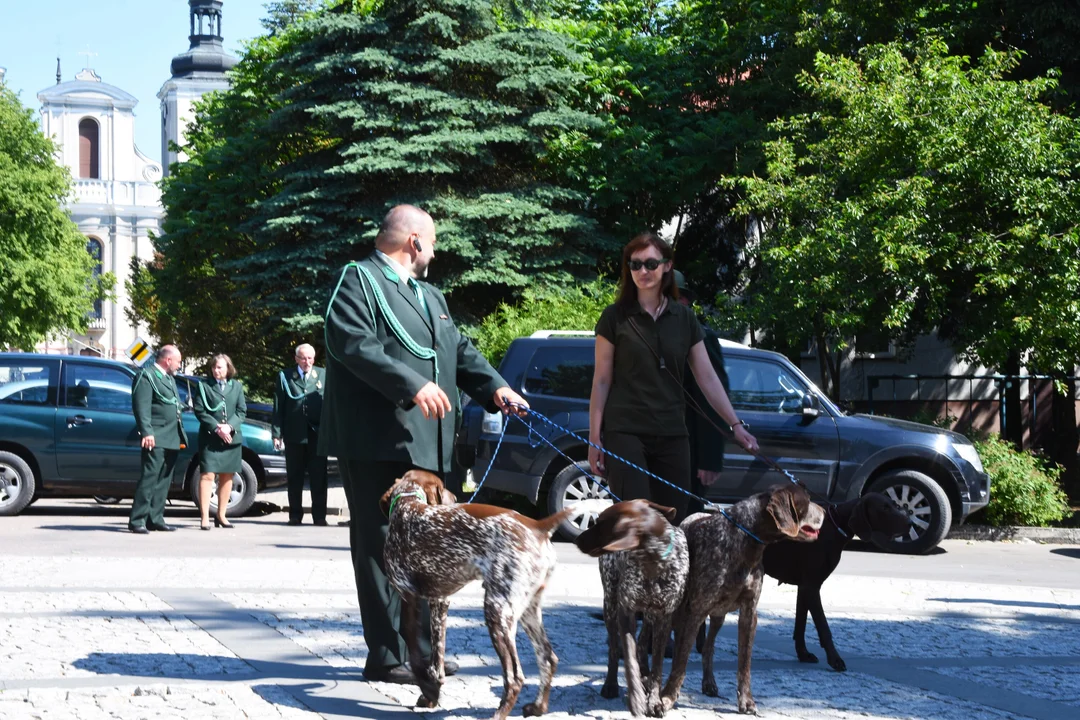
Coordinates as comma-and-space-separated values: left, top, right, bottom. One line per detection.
767, 487, 801, 538
575, 505, 639, 557
379, 483, 399, 519
644, 500, 677, 523
407, 470, 445, 506
849, 496, 874, 542
438, 486, 457, 505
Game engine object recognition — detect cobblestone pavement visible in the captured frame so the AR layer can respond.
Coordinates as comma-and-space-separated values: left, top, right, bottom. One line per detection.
2, 510, 1079, 719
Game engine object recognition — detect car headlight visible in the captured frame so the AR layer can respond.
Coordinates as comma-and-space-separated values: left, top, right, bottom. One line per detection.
954, 442, 984, 473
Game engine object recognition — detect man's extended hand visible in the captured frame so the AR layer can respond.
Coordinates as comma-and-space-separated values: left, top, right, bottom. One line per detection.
141, 435, 155, 450
273, 438, 284, 451
493, 388, 529, 416
413, 382, 453, 420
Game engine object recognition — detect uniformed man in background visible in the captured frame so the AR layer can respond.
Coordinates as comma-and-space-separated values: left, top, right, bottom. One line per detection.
273, 343, 328, 526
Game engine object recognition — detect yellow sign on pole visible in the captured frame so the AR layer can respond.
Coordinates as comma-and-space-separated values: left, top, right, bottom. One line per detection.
126, 337, 153, 365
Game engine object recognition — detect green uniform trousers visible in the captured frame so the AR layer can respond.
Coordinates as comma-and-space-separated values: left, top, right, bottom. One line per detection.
129, 447, 178, 528
340, 458, 432, 673
285, 427, 328, 524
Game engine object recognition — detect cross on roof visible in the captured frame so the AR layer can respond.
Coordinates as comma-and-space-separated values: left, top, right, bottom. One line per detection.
78, 46, 97, 68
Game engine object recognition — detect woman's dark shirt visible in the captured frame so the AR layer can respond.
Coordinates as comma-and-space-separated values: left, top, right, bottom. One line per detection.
595, 300, 705, 436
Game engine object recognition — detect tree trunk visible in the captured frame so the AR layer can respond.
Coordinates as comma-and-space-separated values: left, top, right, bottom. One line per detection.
1052, 377, 1080, 500
815, 334, 841, 403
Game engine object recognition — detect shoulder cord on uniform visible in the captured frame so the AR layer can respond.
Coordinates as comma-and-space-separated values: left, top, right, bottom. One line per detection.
133, 369, 179, 407
278, 371, 307, 401
324, 262, 439, 384
197, 379, 226, 413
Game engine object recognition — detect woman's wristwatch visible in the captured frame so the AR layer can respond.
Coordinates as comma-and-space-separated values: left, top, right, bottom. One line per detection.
731, 419, 749, 432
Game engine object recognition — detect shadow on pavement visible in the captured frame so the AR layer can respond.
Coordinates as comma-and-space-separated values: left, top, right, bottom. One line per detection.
1050, 547, 1080, 560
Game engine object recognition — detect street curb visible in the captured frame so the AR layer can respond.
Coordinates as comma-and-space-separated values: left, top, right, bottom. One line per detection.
948, 524, 1080, 544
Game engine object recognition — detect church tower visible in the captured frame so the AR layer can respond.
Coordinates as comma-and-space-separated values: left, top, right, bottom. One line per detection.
158, 0, 237, 175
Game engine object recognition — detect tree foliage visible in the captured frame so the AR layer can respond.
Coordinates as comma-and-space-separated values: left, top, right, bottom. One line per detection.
0, 84, 109, 349
733, 40, 1080, 397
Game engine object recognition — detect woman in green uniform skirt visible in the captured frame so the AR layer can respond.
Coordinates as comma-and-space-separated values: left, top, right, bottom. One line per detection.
193, 354, 247, 530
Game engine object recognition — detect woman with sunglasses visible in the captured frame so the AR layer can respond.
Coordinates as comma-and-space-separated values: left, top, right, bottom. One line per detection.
588, 232, 758, 520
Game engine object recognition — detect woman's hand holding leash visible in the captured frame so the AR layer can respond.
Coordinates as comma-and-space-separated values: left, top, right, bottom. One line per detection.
588, 444, 606, 477
495, 388, 529, 416
733, 423, 758, 453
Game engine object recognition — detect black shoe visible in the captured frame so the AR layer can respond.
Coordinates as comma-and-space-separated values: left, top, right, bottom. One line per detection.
287, 518, 302, 526
363, 665, 416, 684
313, 519, 328, 526
147, 523, 176, 532
214, 517, 234, 529
441, 660, 459, 676
128, 524, 150, 535
200, 523, 211, 531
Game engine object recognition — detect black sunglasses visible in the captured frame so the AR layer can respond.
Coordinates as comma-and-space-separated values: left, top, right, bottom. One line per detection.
629, 258, 670, 272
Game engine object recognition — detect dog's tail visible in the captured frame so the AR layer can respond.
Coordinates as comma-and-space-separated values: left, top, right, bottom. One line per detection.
528, 508, 573, 538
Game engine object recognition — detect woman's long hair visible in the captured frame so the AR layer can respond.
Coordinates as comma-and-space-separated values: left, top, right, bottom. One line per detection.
208, 354, 237, 380
615, 232, 679, 313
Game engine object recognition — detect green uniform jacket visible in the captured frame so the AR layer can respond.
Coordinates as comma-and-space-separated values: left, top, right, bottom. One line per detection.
193, 377, 247, 451
272, 366, 325, 444
685, 324, 731, 472
319, 254, 506, 472
131, 364, 188, 450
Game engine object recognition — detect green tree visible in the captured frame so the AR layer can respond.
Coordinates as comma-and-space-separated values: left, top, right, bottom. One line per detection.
236, 0, 615, 333
0, 84, 108, 349
733, 40, 1080, 399
261, 0, 321, 33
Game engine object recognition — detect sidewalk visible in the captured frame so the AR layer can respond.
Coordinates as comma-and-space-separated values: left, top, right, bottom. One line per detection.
2, 527, 1079, 719
259, 478, 351, 520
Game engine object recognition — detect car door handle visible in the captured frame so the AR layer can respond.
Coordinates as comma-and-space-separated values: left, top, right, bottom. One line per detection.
67, 415, 93, 427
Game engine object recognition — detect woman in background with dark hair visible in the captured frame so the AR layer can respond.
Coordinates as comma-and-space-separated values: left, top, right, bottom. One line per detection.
193, 354, 247, 530
588, 232, 758, 521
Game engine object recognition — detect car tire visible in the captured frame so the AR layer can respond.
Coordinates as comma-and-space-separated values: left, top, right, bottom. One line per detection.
547, 462, 615, 541
0, 451, 36, 517
189, 460, 259, 517
866, 469, 952, 554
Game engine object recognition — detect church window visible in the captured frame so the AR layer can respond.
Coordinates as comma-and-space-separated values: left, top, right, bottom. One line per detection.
78, 118, 100, 179
86, 238, 103, 319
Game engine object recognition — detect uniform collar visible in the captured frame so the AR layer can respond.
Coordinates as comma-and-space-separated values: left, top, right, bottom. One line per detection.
375, 250, 412, 285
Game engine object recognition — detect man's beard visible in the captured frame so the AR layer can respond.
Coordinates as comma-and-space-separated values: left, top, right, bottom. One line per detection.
413, 259, 430, 279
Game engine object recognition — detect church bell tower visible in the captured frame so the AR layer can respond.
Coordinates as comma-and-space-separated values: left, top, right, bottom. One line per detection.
158, 0, 237, 175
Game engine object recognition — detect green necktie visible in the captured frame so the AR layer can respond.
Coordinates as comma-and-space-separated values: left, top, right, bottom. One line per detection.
407, 277, 429, 317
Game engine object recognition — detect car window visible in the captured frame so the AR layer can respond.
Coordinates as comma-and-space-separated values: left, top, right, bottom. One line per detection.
63, 364, 134, 413
175, 376, 193, 410
724, 356, 808, 414
0, 362, 55, 405
523, 346, 594, 400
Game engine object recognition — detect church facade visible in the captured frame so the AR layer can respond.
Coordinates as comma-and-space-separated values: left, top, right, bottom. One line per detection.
33, 0, 235, 359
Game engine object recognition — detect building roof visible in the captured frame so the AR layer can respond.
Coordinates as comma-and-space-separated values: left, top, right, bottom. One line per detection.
37, 68, 139, 109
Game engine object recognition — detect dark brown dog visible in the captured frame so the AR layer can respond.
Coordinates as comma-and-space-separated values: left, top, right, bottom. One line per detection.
662, 485, 825, 715
576, 500, 689, 717
762, 492, 911, 670
381, 470, 570, 720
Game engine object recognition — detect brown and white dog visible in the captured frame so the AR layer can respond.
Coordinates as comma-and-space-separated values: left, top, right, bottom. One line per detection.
576, 500, 689, 718
662, 484, 825, 715
381, 470, 571, 720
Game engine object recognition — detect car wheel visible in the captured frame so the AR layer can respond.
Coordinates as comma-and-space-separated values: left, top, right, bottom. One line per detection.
189, 461, 259, 517
93, 496, 122, 505
866, 469, 952, 554
0, 451, 36, 517
547, 462, 615, 541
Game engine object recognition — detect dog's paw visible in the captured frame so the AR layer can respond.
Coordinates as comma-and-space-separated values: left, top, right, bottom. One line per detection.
737, 696, 759, 715
522, 702, 547, 717
827, 654, 847, 672
600, 680, 621, 700
415, 694, 437, 709
797, 649, 819, 664
701, 678, 719, 698
645, 688, 666, 717
660, 694, 678, 713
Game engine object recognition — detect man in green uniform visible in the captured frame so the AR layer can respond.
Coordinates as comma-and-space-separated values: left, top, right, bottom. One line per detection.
320, 204, 528, 684
273, 343, 328, 526
128, 345, 188, 534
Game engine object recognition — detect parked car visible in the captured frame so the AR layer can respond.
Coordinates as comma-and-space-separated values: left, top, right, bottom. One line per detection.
456, 332, 990, 554
0, 354, 287, 517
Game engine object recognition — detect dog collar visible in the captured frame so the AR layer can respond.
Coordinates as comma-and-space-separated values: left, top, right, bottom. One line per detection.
388, 489, 426, 517
659, 529, 676, 559
827, 505, 850, 539
720, 509, 764, 544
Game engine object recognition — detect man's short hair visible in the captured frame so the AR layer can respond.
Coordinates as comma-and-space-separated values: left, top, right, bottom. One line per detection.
295, 343, 315, 357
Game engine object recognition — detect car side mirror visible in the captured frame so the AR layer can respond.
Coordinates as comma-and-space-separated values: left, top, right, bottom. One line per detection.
802, 393, 820, 419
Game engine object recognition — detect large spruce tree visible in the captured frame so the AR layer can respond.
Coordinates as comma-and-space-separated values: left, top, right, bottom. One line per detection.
237, 0, 614, 330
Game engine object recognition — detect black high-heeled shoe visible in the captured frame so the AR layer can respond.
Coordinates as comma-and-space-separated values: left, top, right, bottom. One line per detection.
200, 522, 211, 531
214, 517, 234, 529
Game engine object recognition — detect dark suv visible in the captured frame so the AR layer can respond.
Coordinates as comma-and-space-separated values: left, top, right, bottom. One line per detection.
0, 354, 287, 517
456, 332, 990, 554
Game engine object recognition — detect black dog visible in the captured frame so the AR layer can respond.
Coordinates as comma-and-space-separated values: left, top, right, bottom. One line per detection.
761, 492, 910, 671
